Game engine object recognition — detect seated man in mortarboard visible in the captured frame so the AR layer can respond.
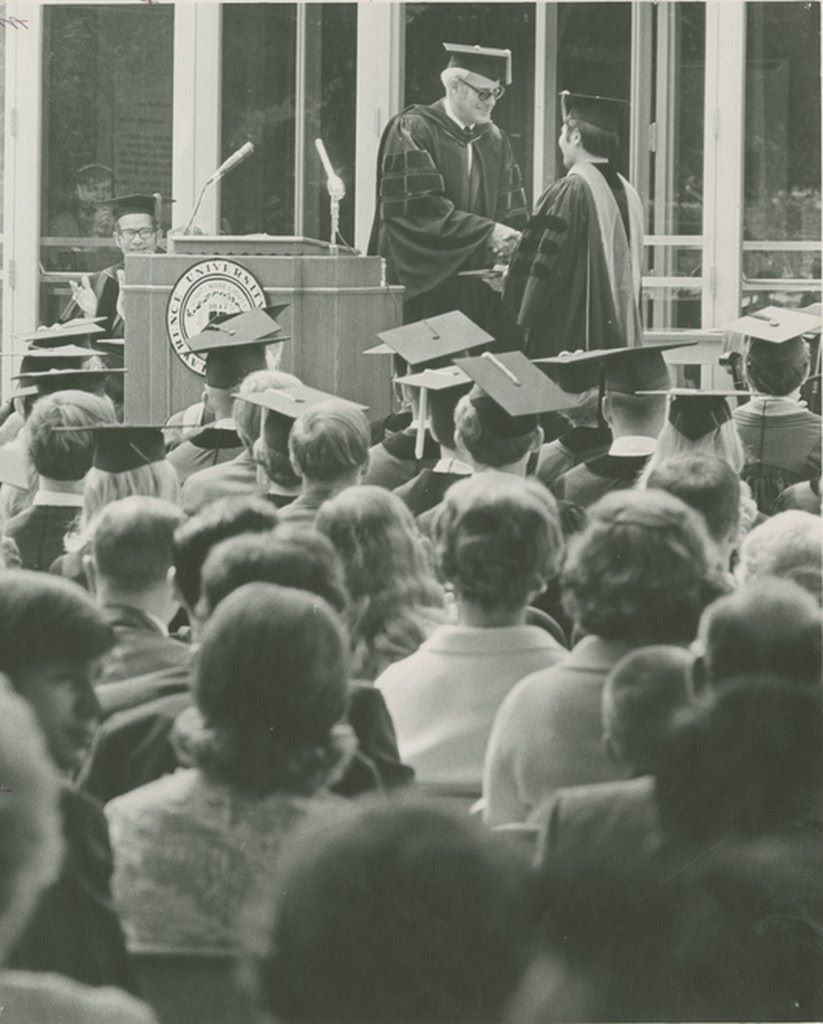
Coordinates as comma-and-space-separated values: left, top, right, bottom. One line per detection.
167, 306, 288, 485
63, 193, 165, 337
363, 311, 492, 490
505, 91, 644, 358
545, 342, 696, 508
725, 305, 822, 516
368, 43, 527, 336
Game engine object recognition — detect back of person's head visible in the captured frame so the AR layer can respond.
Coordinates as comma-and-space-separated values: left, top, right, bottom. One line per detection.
0, 685, 62, 960
173, 496, 279, 611
696, 578, 822, 691
261, 798, 535, 1024
454, 392, 542, 469
24, 389, 115, 481
602, 645, 691, 775
738, 510, 823, 604
288, 401, 370, 484
641, 418, 745, 478
429, 383, 472, 450
745, 336, 809, 396
81, 460, 180, 527
562, 489, 716, 644
655, 676, 822, 843
0, 570, 112, 680
199, 526, 348, 619
434, 474, 563, 613
563, 115, 618, 160
233, 368, 302, 453
191, 582, 349, 795
646, 454, 741, 547
602, 391, 666, 438
89, 496, 183, 593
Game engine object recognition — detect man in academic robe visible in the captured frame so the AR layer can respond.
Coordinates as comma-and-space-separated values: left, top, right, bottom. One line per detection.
505, 91, 644, 358
368, 43, 528, 333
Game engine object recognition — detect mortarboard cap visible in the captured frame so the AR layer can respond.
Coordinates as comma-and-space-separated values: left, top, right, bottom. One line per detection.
16, 319, 106, 349
560, 91, 627, 134
535, 351, 604, 394
234, 384, 368, 424
12, 366, 125, 397
368, 311, 493, 369
392, 366, 472, 459
443, 43, 512, 85
188, 305, 290, 389
637, 388, 750, 442
455, 350, 575, 437
537, 341, 697, 395
0, 446, 29, 491
92, 338, 125, 370
107, 193, 159, 221
54, 424, 166, 473
724, 305, 820, 346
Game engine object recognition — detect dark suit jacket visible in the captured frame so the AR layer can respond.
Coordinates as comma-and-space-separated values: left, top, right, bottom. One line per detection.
180, 449, 263, 516
6, 786, 135, 992
96, 604, 192, 707
4, 503, 80, 571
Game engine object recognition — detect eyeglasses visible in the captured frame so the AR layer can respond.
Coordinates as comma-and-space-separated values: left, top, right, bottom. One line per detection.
459, 79, 505, 102
117, 227, 156, 241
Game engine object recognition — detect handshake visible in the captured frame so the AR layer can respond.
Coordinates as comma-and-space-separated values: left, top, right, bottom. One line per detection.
487, 222, 522, 263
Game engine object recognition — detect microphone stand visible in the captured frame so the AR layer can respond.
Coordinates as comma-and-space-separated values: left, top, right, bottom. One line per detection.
314, 139, 345, 253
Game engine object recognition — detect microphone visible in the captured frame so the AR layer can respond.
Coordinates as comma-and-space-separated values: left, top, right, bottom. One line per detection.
314, 139, 346, 200
182, 142, 255, 235
208, 141, 255, 184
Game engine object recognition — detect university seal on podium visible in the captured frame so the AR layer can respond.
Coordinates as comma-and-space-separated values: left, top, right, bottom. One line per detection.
166, 259, 267, 375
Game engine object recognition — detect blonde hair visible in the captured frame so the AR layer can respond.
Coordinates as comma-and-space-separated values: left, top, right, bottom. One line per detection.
638, 419, 745, 487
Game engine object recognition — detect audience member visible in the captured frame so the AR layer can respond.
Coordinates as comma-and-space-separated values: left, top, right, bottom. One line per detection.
85, 497, 189, 712
536, 388, 610, 489
691, 578, 822, 692
107, 583, 353, 953
3, 390, 114, 570
281, 400, 371, 527
316, 486, 445, 680
484, 488, 719, 825
260, 800, 536, 1024
0, 571, 135, 990
377, 475, 566, 792
774, 475, 822, 515
737, 510, 823, 603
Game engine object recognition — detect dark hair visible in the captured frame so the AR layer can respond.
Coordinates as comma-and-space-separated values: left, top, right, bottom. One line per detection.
192, 583, 348, 794
200, 526, 348, 618
429, 383, 472, 450
288, 401, 370, 483
655, 677, 823, 843
454, 395, 540, 469
434, 474, 563, 613
602, 645, 691, 775
699, 578, 822, 689
647, 454, 740, 544
91, 496, 183, 590
745, 336, 809, 396
173, 496, 279, 610
564, 116, 618, 160
0, 570, 112, 679
259, 412, 301, 488
261, 799, 535, 1024
562, 490, 715, 643
25, 390, 115, 481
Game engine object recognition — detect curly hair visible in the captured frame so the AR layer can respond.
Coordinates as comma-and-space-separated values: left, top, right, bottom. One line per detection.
562, 489, 715, 643
454, 394, 541, 469
433, 474, 564, 613
316, 486, 445, 679
744, 336, 809, 396
191, 583, 349, 795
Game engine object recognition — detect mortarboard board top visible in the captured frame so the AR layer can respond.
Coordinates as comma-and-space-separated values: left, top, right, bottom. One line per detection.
7, 345, 107, 361
16, 320, 106, 347
537, 341, 697, 395
724, 305, 820, 345
187, 305, 290, 389
443, 43, 512, 86
455, 350, 575, 437
560, 91, 628, 134
392, 366, 472, 459
54, 424, 166, 473
370, 311, 493, 369
234, 384, 368, 423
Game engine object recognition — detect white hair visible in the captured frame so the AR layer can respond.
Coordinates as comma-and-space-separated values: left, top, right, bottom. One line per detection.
440, 67, 465, 91
738, 510, 823, 603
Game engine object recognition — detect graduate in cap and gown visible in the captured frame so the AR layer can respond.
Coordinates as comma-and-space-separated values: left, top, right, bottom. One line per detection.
167, 306, 288, 485
368, 43, 528, 332
63, 194, 164, 336
505, 91, 644, 357
725, 305, 822, 515
547, 341, 696, 507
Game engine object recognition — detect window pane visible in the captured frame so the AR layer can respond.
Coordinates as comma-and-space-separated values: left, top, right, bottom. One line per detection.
302, 5, 357, 245
221, 4, 297, 236
742, 1, 821, 308
556, 3, 632, 177
40, 4, 174, 325
404, 3, 535, 205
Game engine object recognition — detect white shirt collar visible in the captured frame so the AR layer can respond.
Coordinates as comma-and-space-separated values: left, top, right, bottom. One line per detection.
608, 435, 657, 457
33, 490, 84, 507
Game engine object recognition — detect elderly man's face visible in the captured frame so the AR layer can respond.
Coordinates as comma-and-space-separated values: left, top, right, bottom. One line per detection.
450, 72, 503, 126
115, 213, 158, 254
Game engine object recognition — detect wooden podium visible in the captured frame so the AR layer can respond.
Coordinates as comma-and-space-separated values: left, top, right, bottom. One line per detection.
121, 237, 403, 423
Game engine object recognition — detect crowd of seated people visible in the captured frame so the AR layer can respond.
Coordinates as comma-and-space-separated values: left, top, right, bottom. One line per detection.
0, 299, 820, 1024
